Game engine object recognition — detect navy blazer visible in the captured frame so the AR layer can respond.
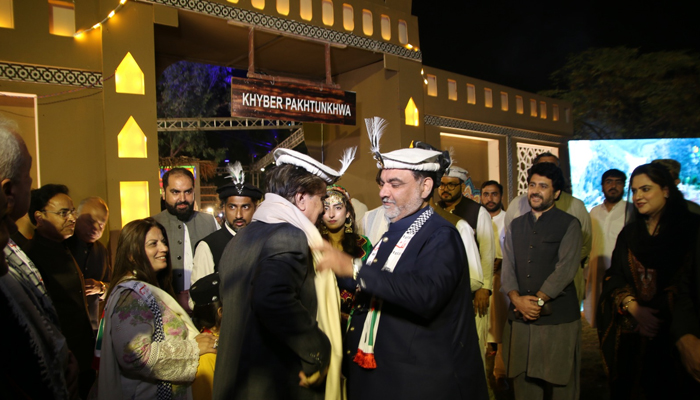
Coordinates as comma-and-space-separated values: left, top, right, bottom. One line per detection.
345, 206, 488, 400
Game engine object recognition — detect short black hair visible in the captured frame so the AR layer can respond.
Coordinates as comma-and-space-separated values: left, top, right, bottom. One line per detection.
601, 169, 626, 185
29, 184, 70, 225
480, 180, 503, 196
527, 163, 565, 193
533, 152, 560, 166
266, 164, 326, 203
162, 168, 195, 190
410, 170, 439, 199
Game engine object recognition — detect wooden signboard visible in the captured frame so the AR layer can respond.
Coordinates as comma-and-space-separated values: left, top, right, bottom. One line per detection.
231, 77, 356, 125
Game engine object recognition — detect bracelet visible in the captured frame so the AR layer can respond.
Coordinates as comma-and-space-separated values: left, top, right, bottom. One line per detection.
622, 297, 636, 311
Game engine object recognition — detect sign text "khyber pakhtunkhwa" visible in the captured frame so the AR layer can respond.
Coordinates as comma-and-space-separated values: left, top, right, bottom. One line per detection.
241, 93, 352, 117
231, 77, 356, 125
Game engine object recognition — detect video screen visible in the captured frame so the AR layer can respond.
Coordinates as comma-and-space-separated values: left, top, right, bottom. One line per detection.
569, 138, 700, 210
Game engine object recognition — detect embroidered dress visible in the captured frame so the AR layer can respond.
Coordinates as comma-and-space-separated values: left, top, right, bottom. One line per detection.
337, 235, 372, 320
98, 281, 200, 400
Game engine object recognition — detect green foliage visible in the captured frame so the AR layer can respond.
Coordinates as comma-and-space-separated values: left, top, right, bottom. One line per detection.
541, 47, 700, 139
156, 61, 231, 161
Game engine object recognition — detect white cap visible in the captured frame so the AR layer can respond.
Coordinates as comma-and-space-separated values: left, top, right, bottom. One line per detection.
445, 166, 469, 182
377, 148, 444, 171
274, 147, 356, 184
366, 116, 449, 172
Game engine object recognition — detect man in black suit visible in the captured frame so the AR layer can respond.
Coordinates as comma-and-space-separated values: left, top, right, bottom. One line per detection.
213, 147, 356, 400
318, 117, 488, 400
24, 184, 95, 399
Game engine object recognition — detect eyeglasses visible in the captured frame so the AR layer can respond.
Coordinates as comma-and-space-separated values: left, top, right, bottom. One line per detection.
41, 208, 78, 219
439, 182, 460, 191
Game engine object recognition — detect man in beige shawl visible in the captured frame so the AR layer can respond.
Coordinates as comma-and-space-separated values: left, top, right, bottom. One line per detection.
213, 147, 354, 400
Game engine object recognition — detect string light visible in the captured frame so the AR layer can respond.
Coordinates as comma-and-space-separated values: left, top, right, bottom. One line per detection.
74, 0, 128, 38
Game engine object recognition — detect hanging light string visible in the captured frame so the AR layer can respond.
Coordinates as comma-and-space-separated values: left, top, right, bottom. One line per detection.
74, 0, 128, 37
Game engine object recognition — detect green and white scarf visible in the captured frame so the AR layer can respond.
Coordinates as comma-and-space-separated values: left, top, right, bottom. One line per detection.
353, 207, 433, 369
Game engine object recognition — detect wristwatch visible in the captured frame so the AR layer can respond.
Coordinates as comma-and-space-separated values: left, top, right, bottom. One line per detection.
352, 257, 363, 280
537, 297, 545, 307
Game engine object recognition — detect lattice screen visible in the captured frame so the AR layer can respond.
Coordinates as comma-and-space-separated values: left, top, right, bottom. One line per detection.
516, 143, 559, 195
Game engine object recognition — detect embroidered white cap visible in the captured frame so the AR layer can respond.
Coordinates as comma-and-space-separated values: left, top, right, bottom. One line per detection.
366, 116, 450, 173
376, 148, 444, 171
274, 147, 356, 184
445, 166, 469, 182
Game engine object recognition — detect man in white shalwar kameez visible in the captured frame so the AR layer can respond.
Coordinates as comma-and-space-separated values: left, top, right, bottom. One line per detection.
584, 169, 628, 327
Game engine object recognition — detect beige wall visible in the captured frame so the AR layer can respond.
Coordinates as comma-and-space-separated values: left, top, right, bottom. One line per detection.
101, 1, 161, 229
0, 82, 108, 208
1, 1, 102, 69
206, 0, 420, 49
0, 96, 38, 187
422, 66, 573, 137
305, 56, 430, 210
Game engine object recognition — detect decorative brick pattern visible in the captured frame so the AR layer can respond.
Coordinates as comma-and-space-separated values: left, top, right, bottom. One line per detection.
425, 115, 566, 199
138, 0, 421, 61
0, 62, 103, 88
424, 115, 568, 144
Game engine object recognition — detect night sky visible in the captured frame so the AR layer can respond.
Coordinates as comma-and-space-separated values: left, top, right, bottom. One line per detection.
411, 1, 700, 93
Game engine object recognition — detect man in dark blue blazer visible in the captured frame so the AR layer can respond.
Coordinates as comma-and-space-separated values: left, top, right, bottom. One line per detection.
317, 118, 488, 400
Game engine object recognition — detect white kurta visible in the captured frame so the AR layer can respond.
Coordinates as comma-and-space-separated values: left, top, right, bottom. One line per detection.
584, 200, 628, 327
191, 223, 236, 287
487, 211, 508, 344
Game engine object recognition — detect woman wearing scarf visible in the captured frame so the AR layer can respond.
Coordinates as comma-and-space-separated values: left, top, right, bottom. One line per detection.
213, 148, 355, 400
96, 218, 217, 400
597, 163, 700, 398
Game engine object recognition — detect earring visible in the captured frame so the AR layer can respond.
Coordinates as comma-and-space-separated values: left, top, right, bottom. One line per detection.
132, 270, 138, 278
344, 218, 353, 234
321, 224, 329, 235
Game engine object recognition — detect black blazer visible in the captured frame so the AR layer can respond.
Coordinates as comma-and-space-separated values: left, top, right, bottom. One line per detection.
213, 222, 330, 400
23, 232, 95, 373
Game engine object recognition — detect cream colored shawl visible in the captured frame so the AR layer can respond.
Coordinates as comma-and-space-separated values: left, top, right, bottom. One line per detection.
252, 193, 342, 400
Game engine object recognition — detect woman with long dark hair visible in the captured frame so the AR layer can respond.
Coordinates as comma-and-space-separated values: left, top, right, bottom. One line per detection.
318, 184, 372, 325
597, 163, 700, 398
97, 218, 217, 400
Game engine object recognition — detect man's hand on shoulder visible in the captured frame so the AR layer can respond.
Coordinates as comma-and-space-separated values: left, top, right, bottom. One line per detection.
313, 240, 354, 278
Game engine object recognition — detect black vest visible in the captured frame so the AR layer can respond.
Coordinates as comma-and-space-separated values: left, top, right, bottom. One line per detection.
196, 227, 234, 273
510, 207, 580, 325
450, 197, 482, 245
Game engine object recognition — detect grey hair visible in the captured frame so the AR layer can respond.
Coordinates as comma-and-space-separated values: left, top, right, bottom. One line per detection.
77, 196, 109, 214
0, 116, 22, 181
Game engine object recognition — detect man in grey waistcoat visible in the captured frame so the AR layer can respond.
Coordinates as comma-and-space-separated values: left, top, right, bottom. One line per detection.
501, 162, 583, 399
153, 167, 218, 312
